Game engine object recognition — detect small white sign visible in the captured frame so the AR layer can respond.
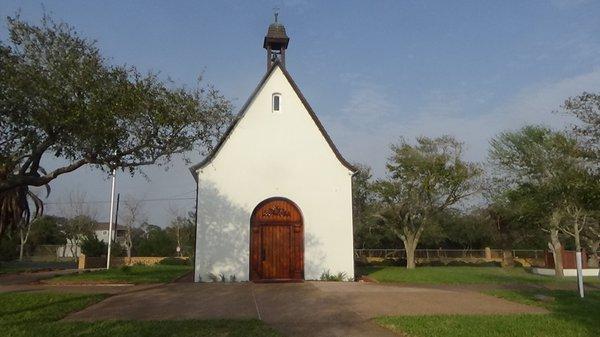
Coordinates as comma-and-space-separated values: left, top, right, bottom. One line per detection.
176, 246, 181, 253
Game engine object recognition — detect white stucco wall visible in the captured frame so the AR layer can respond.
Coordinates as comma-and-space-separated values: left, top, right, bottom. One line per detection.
194, 65, 354, 282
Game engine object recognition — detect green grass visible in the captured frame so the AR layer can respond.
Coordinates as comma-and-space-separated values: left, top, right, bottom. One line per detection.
376, 290, 600, 337
46, 265, 192, 284
0, 292, 282, 337
357, 265, 600, 285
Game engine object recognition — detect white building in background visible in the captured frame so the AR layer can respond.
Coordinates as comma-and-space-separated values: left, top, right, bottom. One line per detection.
58, 222, 126, 258
191, 17, 356, 282
93, 222, 126, 245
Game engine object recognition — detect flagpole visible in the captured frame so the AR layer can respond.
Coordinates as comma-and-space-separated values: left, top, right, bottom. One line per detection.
106, 168, 117, 269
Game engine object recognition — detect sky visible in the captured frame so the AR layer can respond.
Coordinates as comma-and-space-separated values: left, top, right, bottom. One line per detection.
2, 1, 600, 226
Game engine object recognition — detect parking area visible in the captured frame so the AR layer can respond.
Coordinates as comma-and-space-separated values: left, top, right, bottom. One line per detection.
62, 281, 546, 337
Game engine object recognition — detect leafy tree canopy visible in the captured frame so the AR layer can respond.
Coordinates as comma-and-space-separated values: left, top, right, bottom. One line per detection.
0, 14, 232, 236
489, 125, 597, 210
374, 136, 482, 268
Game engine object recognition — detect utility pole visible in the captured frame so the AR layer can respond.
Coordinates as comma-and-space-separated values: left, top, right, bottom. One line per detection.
106, 169, 117, 269
114, 193, 121, 234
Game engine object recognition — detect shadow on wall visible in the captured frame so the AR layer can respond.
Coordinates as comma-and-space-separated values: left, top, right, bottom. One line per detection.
196, 182, 250, 281
304, 232, 327, 280
196, 183, 333, 281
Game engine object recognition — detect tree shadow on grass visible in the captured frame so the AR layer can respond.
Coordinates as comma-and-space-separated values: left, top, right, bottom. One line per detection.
0, 293, 106, 324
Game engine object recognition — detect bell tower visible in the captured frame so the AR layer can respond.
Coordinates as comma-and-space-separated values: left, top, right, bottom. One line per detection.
263, 11, 289, 70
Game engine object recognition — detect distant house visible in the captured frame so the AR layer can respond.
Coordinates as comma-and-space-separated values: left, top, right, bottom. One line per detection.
93, 222, 126, 245
59, 222, 126, 258
190, 18, 356, 282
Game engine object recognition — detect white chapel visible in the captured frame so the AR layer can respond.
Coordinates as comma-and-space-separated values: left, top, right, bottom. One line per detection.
191, 17, 356, 282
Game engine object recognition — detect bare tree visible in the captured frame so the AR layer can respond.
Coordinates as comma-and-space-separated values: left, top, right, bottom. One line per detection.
167, 205, 185, 257
120, 196, 145, 258
560, 205, 590, 252
12, 190, 44, 261
18, 218, 32, 261
58, 190, 98, 220
57, 190, 97, 257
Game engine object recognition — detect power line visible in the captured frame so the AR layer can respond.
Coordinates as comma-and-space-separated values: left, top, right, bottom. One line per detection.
44, 196, 195, 205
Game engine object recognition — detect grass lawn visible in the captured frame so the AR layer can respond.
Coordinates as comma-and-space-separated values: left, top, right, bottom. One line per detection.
357, 265, 600, 285
376, 290, 600, 337
46, 265, 192, 284
0, 292, 282, 337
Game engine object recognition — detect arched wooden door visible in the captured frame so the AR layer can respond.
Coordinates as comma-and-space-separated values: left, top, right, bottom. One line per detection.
250, 198, 303, 282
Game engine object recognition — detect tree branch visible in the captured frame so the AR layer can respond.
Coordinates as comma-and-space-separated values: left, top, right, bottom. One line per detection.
1, 158, 89, 192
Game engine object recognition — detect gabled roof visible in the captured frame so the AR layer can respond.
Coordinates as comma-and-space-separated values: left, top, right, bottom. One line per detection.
189, 61, 356, 179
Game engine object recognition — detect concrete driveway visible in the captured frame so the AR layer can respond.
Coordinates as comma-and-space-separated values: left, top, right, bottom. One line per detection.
64, 281, 546, 337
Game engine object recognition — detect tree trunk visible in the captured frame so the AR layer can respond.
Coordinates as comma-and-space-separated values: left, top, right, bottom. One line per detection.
587, 240, 599, 268
548, 228, 564, 277
501, 249, 514, 267
69, 238, 79, 258
573, 221, 582, 252
18, 221, 32, 261
125, 226, 132, 258
176, 225, 182, 257
403, 237, 418, 269
19, 228, 24, 261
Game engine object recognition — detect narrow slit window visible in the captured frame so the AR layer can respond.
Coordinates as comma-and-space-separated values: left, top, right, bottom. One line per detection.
272, 94, 281, 112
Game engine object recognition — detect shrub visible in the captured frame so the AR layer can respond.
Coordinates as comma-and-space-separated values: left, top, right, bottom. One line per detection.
80, 235, 107, 257
109, 244, 125, 257
320, 270, 348, 281
120, 265, 131, 272
136, 229, 177, 257
0, 235, 18, 261
158, 257, 188, 265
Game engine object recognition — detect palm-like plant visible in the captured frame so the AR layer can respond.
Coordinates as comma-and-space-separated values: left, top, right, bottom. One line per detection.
0, 163, 48, 237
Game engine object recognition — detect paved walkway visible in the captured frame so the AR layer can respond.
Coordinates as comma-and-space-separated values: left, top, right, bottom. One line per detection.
63, 281, 547, 337
0, 269, 152, 294
0, 269, 78, 285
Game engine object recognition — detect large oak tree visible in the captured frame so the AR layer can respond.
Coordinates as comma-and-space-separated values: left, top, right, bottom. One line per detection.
488, 125, 599, 276
0, 15, 232, 236
374, 136, 481, 269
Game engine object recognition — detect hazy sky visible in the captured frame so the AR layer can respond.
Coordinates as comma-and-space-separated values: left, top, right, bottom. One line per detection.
2, 1, 599, 226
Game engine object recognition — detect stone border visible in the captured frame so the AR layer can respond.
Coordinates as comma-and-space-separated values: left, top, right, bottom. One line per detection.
78, 255, 188, 269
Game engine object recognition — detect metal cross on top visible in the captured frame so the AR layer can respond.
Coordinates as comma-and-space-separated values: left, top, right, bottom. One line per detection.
273, 7, 279, 22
